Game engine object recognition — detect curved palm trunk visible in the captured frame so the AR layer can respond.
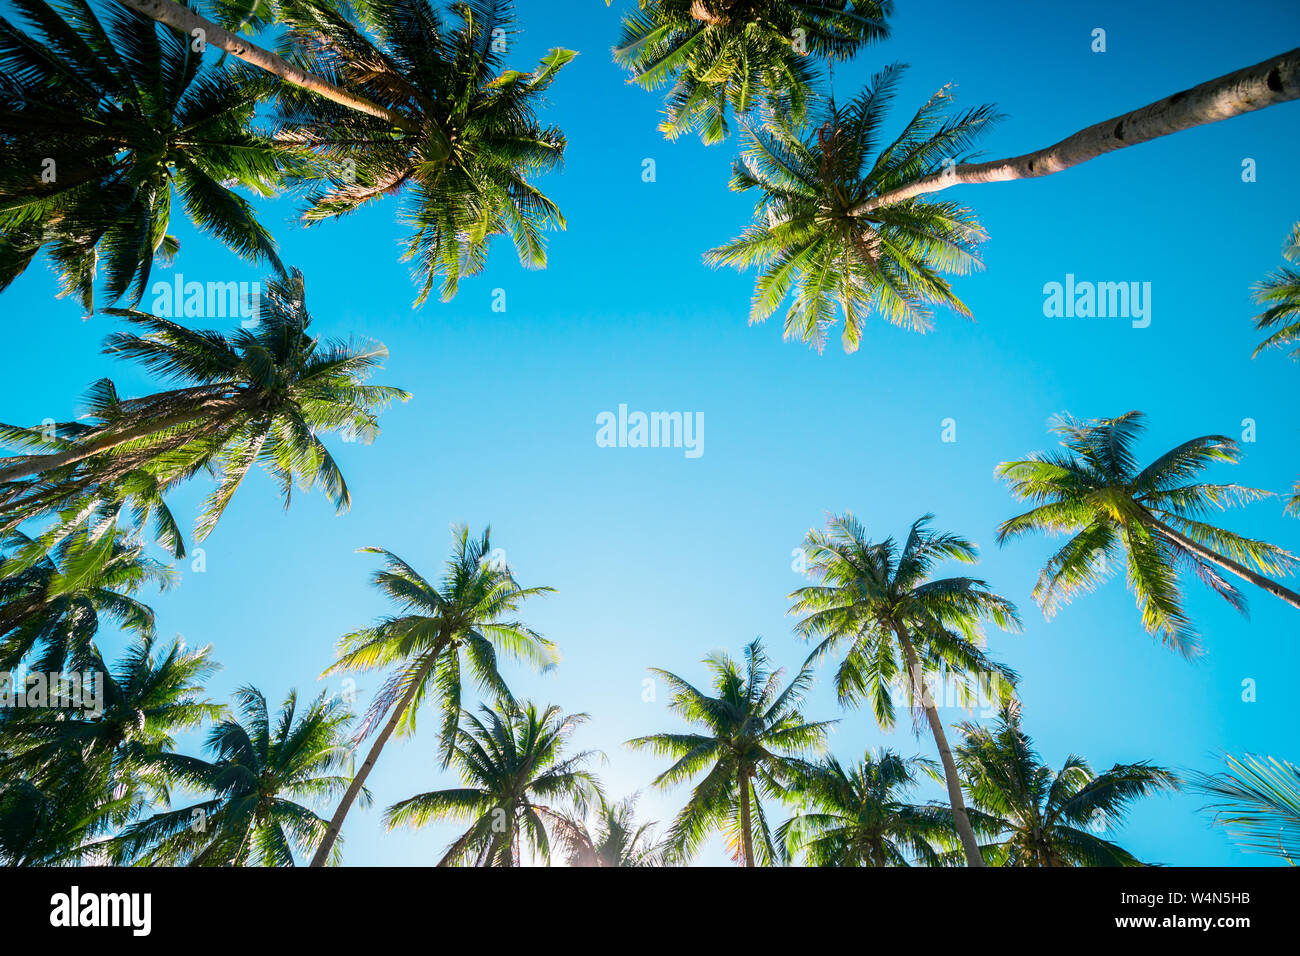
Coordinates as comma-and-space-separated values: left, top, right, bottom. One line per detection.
110, 0, 418, 133
1148, 517, 1300, 611
737, 771, 755, 867
895, 625, 984, 868
851, 46, 1300, 216
308, 649, 443, 867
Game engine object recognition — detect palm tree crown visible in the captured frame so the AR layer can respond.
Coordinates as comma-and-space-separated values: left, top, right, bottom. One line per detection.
275, 0, 573, 302
0, 0, 303, 308
996, 410, 1299, 654
0, 634, 223, 861
779, 748, 952, 866
790, 513, 1019, 725
0, 271, 409, 539
385, 699, 601, 866
0, 526, 174, 673
112, 685, 359, 866
706, 64, 998, 352
627, 637, 833, 866
553, 793, 674, 867
954, 706, 1180, 867
613, 0, 893, 144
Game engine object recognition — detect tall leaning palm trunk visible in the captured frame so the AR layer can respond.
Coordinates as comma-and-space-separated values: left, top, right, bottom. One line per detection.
310, 643, 445, 866
110, 0, 416, 130
1147, 518, 1300, 611
850, 46, 1300, 215
308, 528, 556, 867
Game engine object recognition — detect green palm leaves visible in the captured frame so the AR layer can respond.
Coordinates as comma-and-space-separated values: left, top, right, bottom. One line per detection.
790, 513, 1019, 726
386, 699, 600, 866
0, 0, 301, 309
0, 271, 408, 541
707, 65, 998, 351
0, 634, 222, 864
955, 706, 1179, 867
276, 0, 573, 302
112, 686, 358, 866
1192, 753, 1300, 864
779, 749, 952, 866
613, 0, 892, 144
1251, 222, 1300, 360
628, 637, 832, 866
311, 524, 555, 865
552, 793, 673, 866
0, 526, 173, 673
997, 411, 1300, 654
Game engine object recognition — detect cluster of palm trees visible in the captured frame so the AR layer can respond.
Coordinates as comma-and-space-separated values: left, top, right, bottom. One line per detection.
1, 0, 1299, 866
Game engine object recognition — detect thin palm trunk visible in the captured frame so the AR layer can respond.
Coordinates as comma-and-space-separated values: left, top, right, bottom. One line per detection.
896, 624, 984, 867
851, 46, 1300, 216
737, 771, 754, 867
111, 0, 418, 133
308, 647, 443, 867
1147, 516, 1300, 611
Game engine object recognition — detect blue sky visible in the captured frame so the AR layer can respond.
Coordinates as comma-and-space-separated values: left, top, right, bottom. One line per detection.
4, 0, 1300, 865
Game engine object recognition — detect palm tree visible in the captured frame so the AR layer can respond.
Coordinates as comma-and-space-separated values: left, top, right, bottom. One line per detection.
777, 749, 952, 866
0, 633, 222, 864
612, 0, 892, 144
310, 525, 557, 867
0, 0, 304, 308
627, 637, 833, 866
273, 0, 574, 303
0, 527, 174, 673
788, 513, 1020, 867
707, 65, 998, 352
111, 686, 359, 866
954, 706, 1180, 867
0, 634, 222, 794
1192, 753, 1300, 864
385, 700, 600, 866
0, 271, 409, 540
552, 793, 674, 867
996, 411, 1300, 655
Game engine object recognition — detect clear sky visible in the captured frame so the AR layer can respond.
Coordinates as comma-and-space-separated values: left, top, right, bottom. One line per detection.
3, 0, 1299, 866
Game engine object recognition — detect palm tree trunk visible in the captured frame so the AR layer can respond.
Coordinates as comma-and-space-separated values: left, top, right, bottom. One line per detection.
308, 649, 443, 867
1147, 517, 1300, 611
110, 0, 418, 133
738, 770, 759, 868
737, 771, 755, 867
851, 46, 1300, 216
895, 624, 984, 868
